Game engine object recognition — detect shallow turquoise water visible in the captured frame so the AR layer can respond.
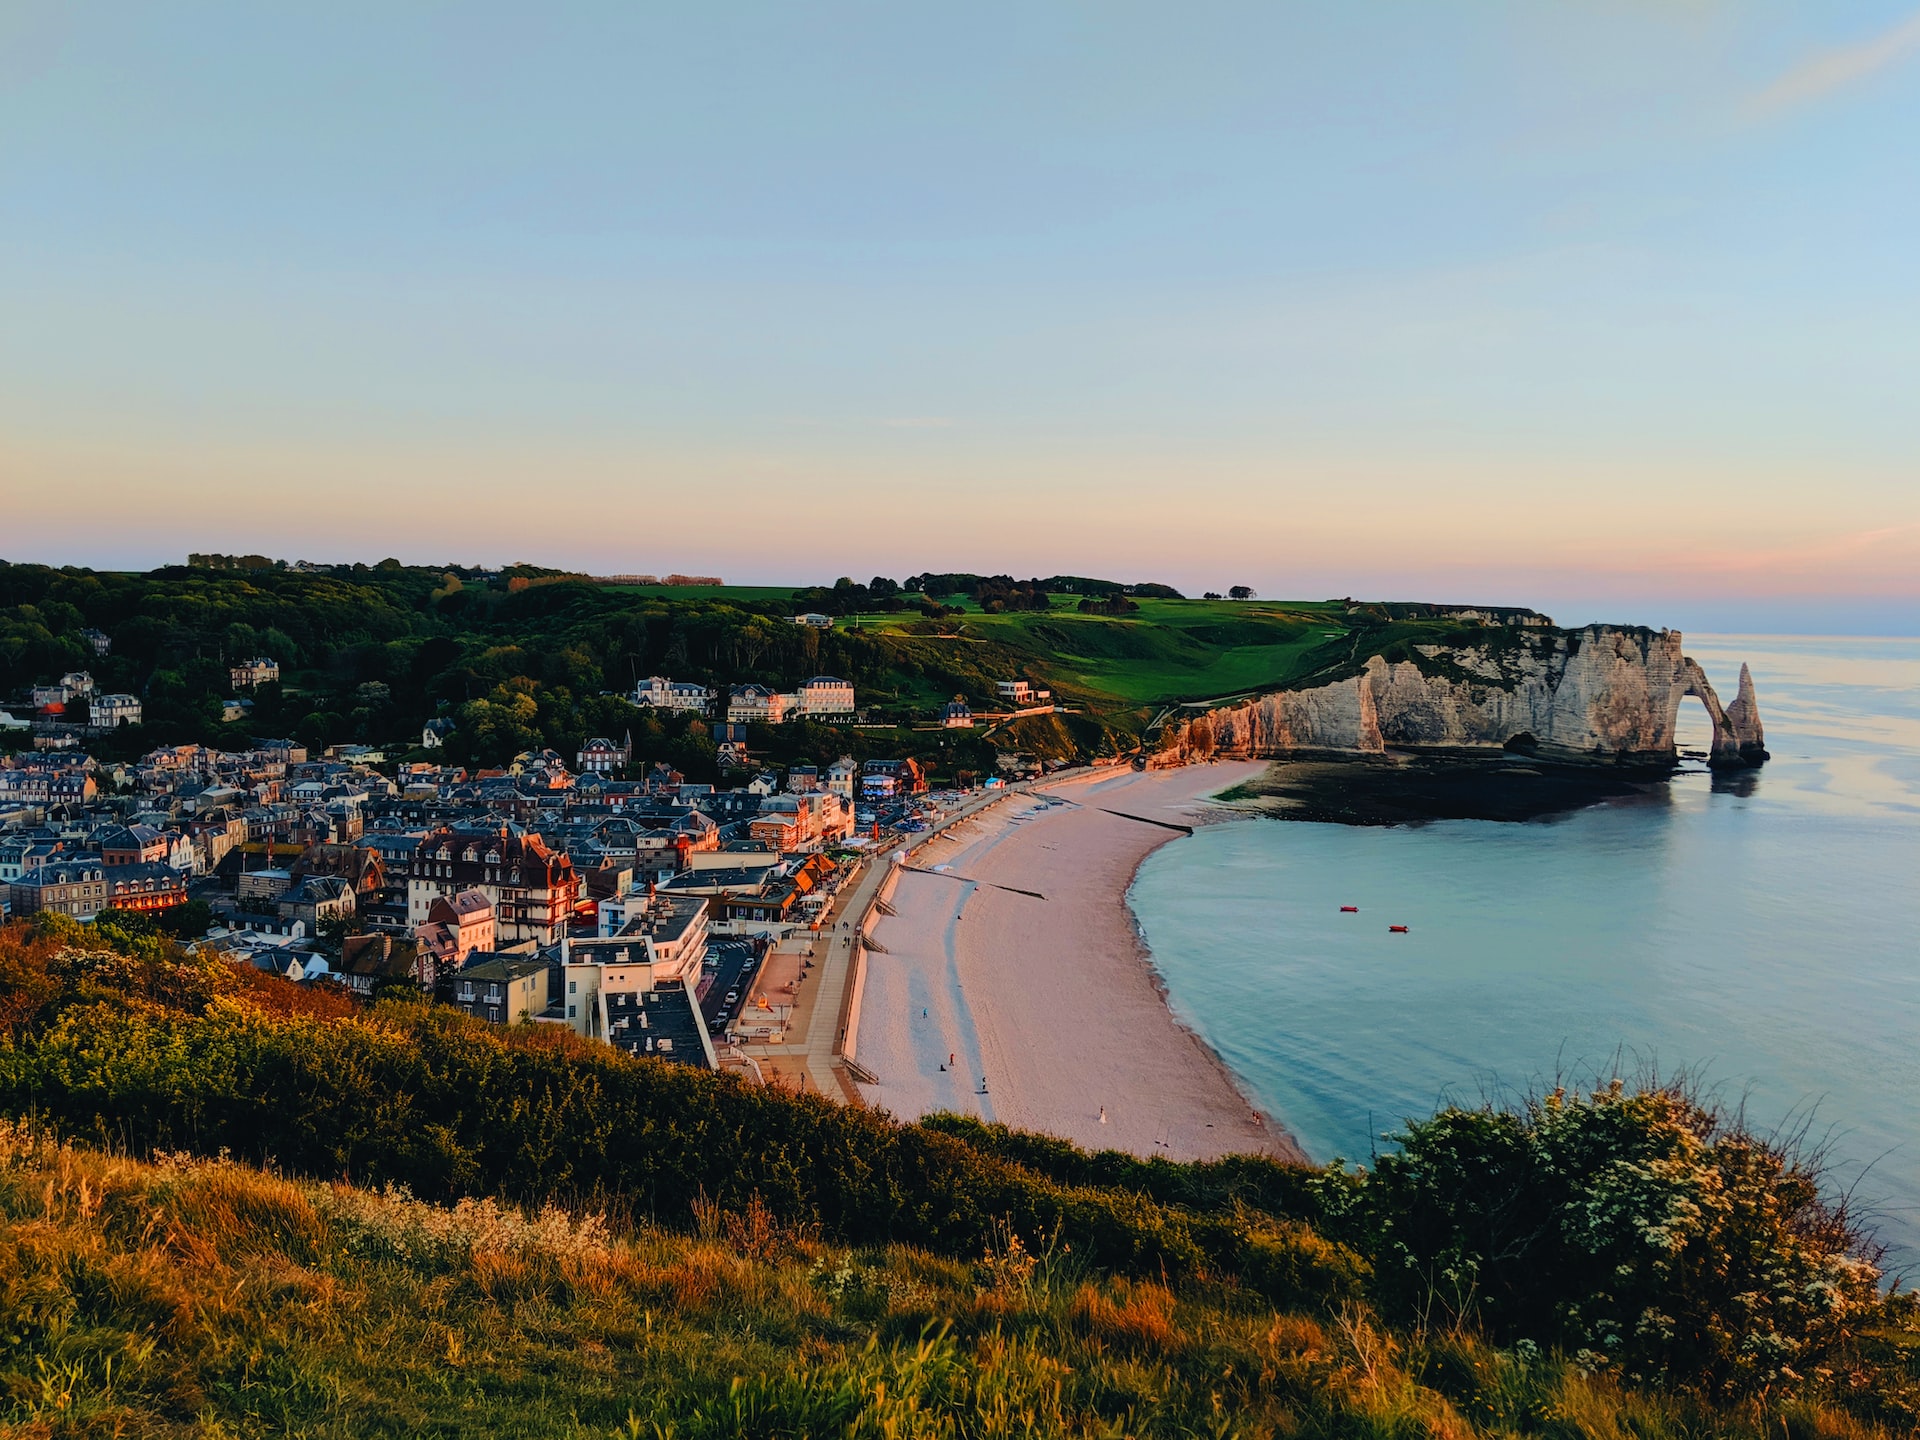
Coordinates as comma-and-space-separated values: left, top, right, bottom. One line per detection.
1129, 636, 1920, 1258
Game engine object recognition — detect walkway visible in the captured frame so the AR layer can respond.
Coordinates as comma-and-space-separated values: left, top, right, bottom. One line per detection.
740, 782, 1027, 1100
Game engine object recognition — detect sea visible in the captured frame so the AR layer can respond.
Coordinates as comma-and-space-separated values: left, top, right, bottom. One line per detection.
1129, 635, 1920, 1261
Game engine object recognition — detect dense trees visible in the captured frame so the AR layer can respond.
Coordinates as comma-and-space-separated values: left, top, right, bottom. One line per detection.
0, 563, 1021, 767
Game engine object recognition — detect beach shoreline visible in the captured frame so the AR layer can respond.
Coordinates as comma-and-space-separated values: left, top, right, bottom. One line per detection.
853, 761, 1304, 1163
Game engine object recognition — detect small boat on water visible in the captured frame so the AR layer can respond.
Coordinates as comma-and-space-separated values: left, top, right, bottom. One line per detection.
1389, 925, 1409, 934
1340, 905, 1359, 913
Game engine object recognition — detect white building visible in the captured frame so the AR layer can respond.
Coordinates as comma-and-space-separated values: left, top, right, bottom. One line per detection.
92, 694, 143, 728
566, 895, 712, 1039
797, 676, 855, 720
995, 679, 1052, 707
826, 757, 859, 800
726, 684, 792, 725
633, 676, 712, 715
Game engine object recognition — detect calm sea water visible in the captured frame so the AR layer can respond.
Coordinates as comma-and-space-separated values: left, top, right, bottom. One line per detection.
1130, 636, 1920, 1258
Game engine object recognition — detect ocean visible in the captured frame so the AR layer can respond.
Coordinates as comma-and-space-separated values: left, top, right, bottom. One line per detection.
1128, 635, 1920, 1259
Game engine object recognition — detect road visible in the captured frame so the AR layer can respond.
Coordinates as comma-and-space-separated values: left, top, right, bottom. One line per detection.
693, 937, 761, 1033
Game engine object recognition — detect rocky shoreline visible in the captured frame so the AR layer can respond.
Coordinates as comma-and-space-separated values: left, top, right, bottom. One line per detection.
1214, 750, 1677, 825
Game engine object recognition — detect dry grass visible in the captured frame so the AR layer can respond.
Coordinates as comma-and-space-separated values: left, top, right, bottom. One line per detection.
0, 1119, 1913, 1439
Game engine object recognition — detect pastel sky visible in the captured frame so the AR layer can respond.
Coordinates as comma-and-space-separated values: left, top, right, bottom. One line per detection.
3, 3, 1918, 632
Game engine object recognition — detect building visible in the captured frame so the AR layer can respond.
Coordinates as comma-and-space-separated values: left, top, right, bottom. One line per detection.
288, 842, 385, 901
92, 694, 143, 728
441, 954, 550, 1026
421, 718, 455, 749
746, 792, 854, 852
725, 684, 790, 725
714, 723, 750, 769
30, 672, 94, 712
790, 613, 832, 628
80, 628, 112, 656
632, 676, 712, 715
97, 824, 170, 867
414, 887, 496, 969
278, 875, 357, 929
785, 765, 819, 793
236, 867, 297, 907
0, 836, 63, 883
229, 657, 281, 690
662, 853, 835, 932
795, 676, 853, 720
995, 679, 1051, 706
942, 696, 974, 728
860, 757, 928, 800
598, 981, 716, 1067
826, 757, 858, 800
8, 857, 108, 920
576, 735, 631, 774
589, 891, 710, 977
338, 932, 433, 998
103, 861, 189, 915
406, 822, 581, 945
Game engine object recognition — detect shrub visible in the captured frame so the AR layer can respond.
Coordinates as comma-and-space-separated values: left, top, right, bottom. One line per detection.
1319, 1079, 1901, 1396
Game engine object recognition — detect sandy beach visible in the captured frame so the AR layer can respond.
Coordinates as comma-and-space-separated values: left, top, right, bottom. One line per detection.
854, 762, 1304, 1163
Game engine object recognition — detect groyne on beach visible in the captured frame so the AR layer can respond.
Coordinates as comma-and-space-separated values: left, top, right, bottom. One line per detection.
851, 762, 1302, 1163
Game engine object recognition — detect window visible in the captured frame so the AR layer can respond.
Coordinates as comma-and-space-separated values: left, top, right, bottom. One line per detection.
488, 1006, 501, 1023
567, 980, 576, 993
567, 1005, 576, 1018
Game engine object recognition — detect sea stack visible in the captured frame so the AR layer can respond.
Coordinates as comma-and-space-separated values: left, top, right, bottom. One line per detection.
1723, 661, 1770, 765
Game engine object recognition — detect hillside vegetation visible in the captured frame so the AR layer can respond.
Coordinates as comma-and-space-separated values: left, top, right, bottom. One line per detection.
2, 917, 1917, 1437
1, 559, 1572, 767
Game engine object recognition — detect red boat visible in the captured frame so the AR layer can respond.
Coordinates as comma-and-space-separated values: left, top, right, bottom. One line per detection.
1389, 925, 1409, 934
1340, 905, 1359, 913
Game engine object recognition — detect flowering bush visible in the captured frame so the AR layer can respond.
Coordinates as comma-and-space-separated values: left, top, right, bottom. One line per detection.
1320, 1079, 1900, 1396
313, 1182, 612, 1270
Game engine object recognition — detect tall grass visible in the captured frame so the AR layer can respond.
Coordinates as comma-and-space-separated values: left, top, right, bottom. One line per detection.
0, 1119, 1913, 1439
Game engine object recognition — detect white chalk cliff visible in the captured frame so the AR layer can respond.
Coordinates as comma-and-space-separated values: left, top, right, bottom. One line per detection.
1156, 627, 1768, 768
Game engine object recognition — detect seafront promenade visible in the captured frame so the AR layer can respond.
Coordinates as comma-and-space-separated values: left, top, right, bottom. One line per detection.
739, 781, 1028, 1100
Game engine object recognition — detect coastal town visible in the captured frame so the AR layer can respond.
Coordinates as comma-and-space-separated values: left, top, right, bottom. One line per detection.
0, 645, 1069, 1093
4, 11, 1912, 1430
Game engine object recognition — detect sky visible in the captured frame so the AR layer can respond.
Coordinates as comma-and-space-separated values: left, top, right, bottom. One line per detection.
2, 2, 1918, 633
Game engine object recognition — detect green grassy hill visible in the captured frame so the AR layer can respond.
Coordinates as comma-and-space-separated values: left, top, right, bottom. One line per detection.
860, 600, 1352, 711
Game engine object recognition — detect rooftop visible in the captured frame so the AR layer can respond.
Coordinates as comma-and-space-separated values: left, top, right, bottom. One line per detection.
601, 981, 711, 1068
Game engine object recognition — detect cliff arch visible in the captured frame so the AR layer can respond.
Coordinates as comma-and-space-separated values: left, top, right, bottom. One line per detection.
1676, 659, 1769, 769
